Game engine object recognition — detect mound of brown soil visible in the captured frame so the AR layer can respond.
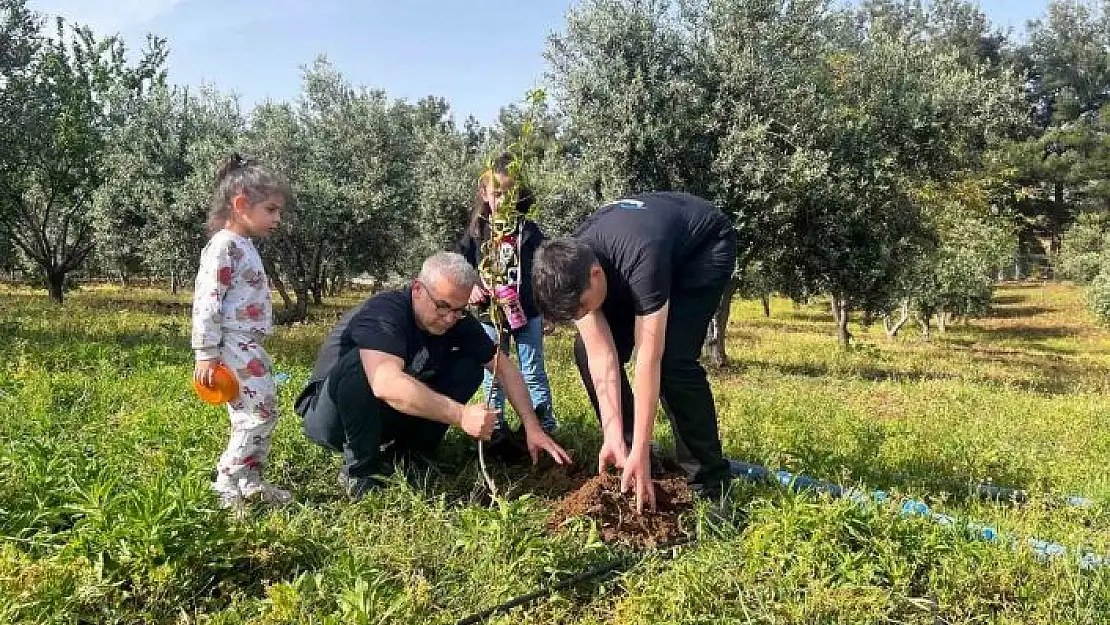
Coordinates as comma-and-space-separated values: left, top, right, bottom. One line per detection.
547, 474, 694, 548
506, 461, 595, 500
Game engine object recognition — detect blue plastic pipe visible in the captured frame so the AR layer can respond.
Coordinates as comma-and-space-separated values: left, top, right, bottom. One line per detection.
728, 460, 1106, 570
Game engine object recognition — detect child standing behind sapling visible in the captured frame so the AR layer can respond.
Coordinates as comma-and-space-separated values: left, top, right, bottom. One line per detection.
192, 153, 293, 510
456, 153, 558, 461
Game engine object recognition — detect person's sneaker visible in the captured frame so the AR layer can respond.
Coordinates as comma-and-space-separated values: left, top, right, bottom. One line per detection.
691, 478, 736, 525
240, 482, 294, 506
216, 490, 245, 509
337, 469, 381, 501
212, 477, 245, 509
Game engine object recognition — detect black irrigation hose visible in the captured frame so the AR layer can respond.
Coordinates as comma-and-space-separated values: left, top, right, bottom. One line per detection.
454, 536, 696, 625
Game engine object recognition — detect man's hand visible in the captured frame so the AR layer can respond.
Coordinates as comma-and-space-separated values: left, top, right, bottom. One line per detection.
524, 428, 571, 465
459, 404, 498, 440
622, 444, 656, 514
194, 359, 219, 388
597, 433, 629, 475
468, 285, 489, 306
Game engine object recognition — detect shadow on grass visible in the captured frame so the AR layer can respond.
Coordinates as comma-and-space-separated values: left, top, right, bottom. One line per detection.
985, 305, 1055, 320
77, 296, 192, 316
721, 358, 961, 384
0, 325, 191, 370
968, 324, 1085, 343
723, 341, 1109, 395
749, 321, 835, 336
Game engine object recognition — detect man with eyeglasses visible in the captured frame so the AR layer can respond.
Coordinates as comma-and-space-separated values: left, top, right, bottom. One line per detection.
296, 252, 570, 499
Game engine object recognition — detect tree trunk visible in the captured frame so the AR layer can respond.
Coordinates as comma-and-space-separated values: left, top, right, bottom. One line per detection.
328, 271, 345, 297
830, 295, 851, 348
883, 301, 910, 339
1052, 181, 1065, 256
292, 285, 310, 323
918, 313, 932, 342
937, 312, 950, 334
314, 263, 329, 304
170, 267, 179, 295
263, 258, 295, 320
702, 276, 740, 367
47, 270, 65, 304
272, 277, 293, 311
761, 294, 770, 317
309, 243, 326, 306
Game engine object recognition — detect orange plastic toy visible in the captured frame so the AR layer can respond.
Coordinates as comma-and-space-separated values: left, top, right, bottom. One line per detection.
193, 363, 240, 405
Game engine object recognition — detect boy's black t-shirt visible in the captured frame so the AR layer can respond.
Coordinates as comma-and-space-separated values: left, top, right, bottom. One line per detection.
575, 191, 736, 330
309, 286, 496, 384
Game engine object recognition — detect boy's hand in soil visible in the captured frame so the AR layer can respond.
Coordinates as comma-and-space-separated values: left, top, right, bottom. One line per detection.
622, 444, 656, 514
598, 435, 628, 475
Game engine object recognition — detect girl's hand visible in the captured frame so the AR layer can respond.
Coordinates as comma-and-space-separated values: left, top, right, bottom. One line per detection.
194, 359, 219, 388
469, 285, 489, 306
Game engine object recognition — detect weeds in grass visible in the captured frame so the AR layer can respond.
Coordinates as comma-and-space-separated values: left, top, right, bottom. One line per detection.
1, 283, 1110, 623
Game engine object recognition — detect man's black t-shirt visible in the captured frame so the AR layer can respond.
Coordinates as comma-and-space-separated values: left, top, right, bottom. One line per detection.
309, 286, 496, 385
574, 192, 736, 333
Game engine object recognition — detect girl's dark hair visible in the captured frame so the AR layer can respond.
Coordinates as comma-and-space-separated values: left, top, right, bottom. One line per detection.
206, 153, 291, 235
466, 152, 535, 237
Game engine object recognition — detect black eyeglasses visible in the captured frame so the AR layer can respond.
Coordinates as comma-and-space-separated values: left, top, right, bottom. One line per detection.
415, 280, 468, 316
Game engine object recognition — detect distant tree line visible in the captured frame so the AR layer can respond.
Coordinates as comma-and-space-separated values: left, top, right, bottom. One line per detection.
4, 0, 1109, 343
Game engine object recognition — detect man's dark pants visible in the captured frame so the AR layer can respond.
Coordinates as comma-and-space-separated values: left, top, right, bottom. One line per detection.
300, 349, 483, 479
573, 243, 735, 490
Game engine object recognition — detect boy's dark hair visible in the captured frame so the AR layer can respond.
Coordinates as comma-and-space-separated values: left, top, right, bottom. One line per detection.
532, 237, 598, 323
467, 152, 535, 237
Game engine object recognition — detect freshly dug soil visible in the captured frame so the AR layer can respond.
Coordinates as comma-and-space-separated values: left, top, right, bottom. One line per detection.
506, 461, 595, 500
547, 474, 694, 548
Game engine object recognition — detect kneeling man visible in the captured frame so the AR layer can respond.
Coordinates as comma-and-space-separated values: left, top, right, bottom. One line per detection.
297, 252, 569, 499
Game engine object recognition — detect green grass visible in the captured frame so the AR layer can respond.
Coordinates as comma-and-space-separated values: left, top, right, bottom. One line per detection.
2, 281, 1110, 623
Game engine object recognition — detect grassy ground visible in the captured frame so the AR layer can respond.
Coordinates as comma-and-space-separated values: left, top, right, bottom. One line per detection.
1, 281, 1109, 623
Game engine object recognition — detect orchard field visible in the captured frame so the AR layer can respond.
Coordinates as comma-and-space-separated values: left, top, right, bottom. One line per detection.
2, 281, 1110, 624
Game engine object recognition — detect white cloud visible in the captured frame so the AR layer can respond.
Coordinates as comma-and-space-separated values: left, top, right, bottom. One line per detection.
27, 0, 188, 35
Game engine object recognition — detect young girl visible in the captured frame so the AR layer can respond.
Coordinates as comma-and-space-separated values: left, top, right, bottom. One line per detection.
455, 154, 558, 451
192, 153, 293, 509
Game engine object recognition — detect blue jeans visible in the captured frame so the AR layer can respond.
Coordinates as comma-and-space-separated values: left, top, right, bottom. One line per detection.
482, 316, 557, 432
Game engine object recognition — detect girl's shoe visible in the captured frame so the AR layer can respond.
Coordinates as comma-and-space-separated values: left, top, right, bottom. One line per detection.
240, 481, 294, 506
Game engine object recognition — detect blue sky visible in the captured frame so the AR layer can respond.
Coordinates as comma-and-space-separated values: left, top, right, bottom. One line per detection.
28, 0, 1051, 125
